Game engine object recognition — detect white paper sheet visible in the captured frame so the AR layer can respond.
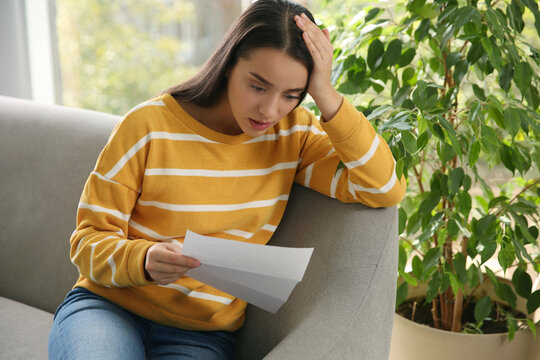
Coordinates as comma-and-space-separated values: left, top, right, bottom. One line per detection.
182, 230, 314, 313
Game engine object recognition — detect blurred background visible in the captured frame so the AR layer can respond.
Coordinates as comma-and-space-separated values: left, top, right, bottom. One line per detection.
0, 0, 369, 115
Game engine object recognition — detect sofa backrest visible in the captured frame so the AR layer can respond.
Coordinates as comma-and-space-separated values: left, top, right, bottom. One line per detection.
0, 96, 120, 313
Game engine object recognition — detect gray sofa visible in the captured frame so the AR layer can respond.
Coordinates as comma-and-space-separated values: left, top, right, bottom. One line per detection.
0, 95, 399, 360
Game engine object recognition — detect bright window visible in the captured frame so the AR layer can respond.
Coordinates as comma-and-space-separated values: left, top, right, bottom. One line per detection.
53, 0, 243, 114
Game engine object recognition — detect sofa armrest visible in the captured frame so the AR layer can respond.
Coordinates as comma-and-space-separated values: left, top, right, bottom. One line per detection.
235, 184, 399, 360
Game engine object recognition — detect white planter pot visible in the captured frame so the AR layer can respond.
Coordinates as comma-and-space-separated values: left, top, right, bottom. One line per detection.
389, 278, 540, 360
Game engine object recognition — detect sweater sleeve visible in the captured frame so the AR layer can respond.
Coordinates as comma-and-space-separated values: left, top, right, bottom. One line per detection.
294, 98, 406, 208
70, 111, 156, 287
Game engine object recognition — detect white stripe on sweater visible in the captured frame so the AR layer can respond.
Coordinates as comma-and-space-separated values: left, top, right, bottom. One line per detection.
349, 169, 397, 194
244, 125, 325, 144
145, 161, 297, 178
261, 224, 277, 232
78, 202, 131, 222
344, 135, 380, 169
107, 240, 127, 286
304, 163, 314, 187
330, 167, 345, 199
159, 284, 233, 305
89, 236, 116, 283
105, 132, 218, 179
109, 100, 166, 139
137, 194, 289, 212
129, 220, 177, 241
223, 229, 254, 239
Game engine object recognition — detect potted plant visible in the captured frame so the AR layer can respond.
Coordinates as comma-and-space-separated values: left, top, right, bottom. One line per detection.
312, 0, 540, 357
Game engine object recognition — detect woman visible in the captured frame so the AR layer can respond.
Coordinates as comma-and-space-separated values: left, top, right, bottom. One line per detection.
49, 0, 406, 359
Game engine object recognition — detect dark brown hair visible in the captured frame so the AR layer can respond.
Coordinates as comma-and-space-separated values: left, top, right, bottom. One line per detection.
163, 0, 315, 107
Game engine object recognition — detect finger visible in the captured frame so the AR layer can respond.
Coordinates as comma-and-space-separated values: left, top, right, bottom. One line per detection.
295, 15, 332, 59
322, 28, 330, 41
161, 243, 200, 267
302, 31, 324, 63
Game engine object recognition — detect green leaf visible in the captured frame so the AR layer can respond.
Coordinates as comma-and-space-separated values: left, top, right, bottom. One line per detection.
449, 273, 462, 294
469, 140, 480, 167
432, 123, 445, 141
399, 244, 407, 271
416, 131, 429, 151
527, 290, 540, 314
393, 85, 411, 107
402, 67, 416, 85
412, 255, 424, 280
503, 108, 521, 140
454, 6, 476, 28
480, 37, 493, 58
365, 7, 383, 22
488, 38, 502, 70
508, 316, 517, 341
498, 63, 514, 92
474, 296, 492, 323
396, 281, 408, 307
398, 48, 416, 67
419, 191, 441, 215
380, 111, 413, 131
367, 105, 392, 120
468, 101, 482, 123
426, 271, 442, 302
467, 41, 484, 65
512, 268, 532, 298
401, 131, 418, 153
438, 116, 462, 158
500, 144, 516, 174
423, 247, 441, 271
514, 62, 533, 96
368, 39, 385, 71
508, 0, 525, 33
453, 60, 468, 85
524, 86, 540, 110
499, 283, 517, 309
497, 244, 515, 271
401, 271, 419, 286
449, 167, 464, 196
398, 207, 407, 234
415, 18, 431, 42
395, 158, 404, 179
480, 241, 497, 265
453, 252, 468, 284
385, 39, 403, 66
527, 319, 537, 339
472, 84, 486, 102
446, 52, 462, 68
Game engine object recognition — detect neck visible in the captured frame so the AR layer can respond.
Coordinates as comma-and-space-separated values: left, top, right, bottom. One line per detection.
175, 92, 242, 135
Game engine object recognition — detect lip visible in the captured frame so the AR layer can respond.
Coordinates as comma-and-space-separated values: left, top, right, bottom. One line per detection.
249, 118, 272, 131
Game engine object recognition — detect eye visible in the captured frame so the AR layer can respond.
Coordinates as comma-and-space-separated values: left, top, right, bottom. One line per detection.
284, 94, 300, 101
250, 85, 265, 92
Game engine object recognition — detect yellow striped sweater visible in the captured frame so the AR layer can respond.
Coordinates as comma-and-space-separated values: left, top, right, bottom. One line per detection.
71, 93, 406, 332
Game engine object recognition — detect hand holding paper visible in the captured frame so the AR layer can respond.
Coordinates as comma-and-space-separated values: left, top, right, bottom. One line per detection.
182, 230, 314, 313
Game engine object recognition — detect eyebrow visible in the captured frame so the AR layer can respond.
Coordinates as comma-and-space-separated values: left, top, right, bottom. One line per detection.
249, 72, 305, 93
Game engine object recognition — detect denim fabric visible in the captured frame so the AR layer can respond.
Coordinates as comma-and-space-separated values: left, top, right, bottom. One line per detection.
48, 287, 235, 360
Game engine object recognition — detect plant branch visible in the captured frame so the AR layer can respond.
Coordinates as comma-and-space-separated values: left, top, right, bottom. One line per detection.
494, 178, 540, 217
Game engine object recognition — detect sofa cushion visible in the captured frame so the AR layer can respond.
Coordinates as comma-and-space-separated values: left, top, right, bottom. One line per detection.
0, 297, 53, 360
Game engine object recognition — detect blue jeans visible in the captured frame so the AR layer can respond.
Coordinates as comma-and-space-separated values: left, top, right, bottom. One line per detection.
48, 287, 235, 360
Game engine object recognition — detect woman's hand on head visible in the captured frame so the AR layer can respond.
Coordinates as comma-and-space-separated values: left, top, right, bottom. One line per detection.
144, 242, 200, 285
294, 13, 342, 121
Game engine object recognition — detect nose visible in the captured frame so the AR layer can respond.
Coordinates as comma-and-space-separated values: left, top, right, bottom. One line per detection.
258, 94, 279, 120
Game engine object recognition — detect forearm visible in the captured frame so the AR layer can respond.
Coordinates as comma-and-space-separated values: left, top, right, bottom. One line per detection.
311, 87, 343, 122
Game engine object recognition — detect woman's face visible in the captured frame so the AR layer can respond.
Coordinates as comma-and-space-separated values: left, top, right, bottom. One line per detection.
226, 47, 309, 137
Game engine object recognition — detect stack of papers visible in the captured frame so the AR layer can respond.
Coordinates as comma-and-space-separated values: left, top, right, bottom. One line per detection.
182, 230, 314, 313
